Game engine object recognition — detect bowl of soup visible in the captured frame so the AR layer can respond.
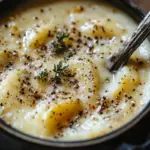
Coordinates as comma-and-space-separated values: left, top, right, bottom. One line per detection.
0, 0, 149, 147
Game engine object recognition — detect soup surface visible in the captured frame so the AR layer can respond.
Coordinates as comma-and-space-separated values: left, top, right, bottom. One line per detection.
0, 0, 149, 140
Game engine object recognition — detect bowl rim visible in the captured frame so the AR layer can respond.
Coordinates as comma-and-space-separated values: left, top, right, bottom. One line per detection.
0, 0, 149, 148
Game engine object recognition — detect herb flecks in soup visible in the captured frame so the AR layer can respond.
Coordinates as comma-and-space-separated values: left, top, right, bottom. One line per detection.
0, 0, 149, 140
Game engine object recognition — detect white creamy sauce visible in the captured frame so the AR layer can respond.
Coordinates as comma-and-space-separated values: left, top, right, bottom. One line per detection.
0, 0, 149, 140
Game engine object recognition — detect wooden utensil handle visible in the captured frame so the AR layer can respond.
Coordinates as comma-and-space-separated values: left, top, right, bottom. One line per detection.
107, 11, 150, 72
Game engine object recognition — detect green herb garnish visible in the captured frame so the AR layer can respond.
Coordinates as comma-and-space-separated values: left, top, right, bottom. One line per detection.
52, 41, 66, 54
52, 32, 69, 54
53, 61, 69, 83
56, 32, 69, 41
64, 51, 74, 60
37, 69, 49, 82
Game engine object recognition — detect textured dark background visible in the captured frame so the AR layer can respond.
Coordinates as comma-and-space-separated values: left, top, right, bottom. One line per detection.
134, 0, 150, 12
0, 0, 149, 150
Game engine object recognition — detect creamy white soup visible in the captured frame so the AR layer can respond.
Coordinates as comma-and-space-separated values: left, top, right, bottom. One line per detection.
0, 0, 149, 140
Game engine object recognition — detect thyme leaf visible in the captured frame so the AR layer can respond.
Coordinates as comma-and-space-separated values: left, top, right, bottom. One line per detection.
52, 31, 69, 54
53, 61, 69, 83
37, 69, 49, 82
56, 32, 69, 41
64, 51, 75, 60
52, 41, 66, 54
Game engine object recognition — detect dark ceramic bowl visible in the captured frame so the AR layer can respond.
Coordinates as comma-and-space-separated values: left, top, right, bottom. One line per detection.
0, 0, 149, 148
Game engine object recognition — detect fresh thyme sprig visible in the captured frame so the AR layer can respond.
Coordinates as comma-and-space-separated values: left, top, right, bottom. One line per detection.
37, 69, 49, 82
56, 32, 69, 41
64, 51, 75, 60
52, 32, 69, 54
53, 41, 65, 54
53, 61, 69, 83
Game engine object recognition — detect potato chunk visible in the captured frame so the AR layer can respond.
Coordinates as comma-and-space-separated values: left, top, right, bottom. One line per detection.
80, 19, 126, 38
0, 50, 18, 70
43, 99, 83, 135
0, 69, 35, 114
68, 55, 100, 105
23, 24, 54, 50
109, 66, 139, 98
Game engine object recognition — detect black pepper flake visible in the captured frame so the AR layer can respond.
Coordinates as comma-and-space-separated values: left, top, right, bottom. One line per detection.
69, 37, 74, 41
72, 27, 76, 33
84, 42, 87, 46
87, 37, 92, 41
77, 39, 82, 43
95, 40, 98, 44
77, 45, 80, 48
115, 110, 119, 113
125, 94, 128, 98
132, 103, 136, 107
80, 6, 84, 11
120, 40, 124, 43
88, 44, 94, 51
34, 16, 39, 20
138, 61, 144, 65
71, 22, 76, 25
4, 24, 8, 28
101, 26, 105, 33
51, 91, 56, 95
48, 30, 51, 37
107, 18, 111, 22
128, 96, 132, 99
40, 9, 44, 13
10, 33, 15, 36
78, 32, 81, 37
79, 111, 83, 116
133, 89, 136, 92
19, 99, 23, 104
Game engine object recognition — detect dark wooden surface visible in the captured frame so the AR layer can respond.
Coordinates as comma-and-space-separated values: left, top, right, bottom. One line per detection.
134, 0, 150, 12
